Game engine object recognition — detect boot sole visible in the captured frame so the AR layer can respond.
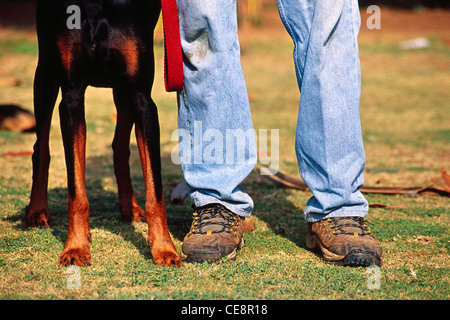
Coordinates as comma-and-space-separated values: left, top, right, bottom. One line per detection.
181, 237, 244, 263
306, 233, 381, 267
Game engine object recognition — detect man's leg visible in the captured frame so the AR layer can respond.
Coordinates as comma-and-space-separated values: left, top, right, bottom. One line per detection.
176, 0, 257, 262
276, 0, 381, 266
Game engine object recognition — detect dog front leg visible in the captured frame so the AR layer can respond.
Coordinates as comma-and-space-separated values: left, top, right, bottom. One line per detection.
133, 92, 181, 267
58, 86, 91, 267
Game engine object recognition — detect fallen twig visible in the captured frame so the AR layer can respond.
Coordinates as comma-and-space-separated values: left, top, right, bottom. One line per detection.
255, 166, 450, 198
0, 151, 33, 158
168, 166, 449, 221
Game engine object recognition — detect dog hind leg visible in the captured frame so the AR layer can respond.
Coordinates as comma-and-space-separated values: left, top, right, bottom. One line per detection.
25, 56, 59, 229
112, 88, 145, 222
26, 1, 60, 229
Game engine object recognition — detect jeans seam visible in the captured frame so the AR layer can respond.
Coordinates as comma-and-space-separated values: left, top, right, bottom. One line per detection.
276, 0, 304, 84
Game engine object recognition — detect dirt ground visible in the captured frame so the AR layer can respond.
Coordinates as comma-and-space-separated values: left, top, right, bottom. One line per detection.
1, 1, 449, 41
241, 3, 450, 43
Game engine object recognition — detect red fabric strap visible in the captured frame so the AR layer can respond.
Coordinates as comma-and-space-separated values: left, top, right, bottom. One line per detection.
161, 0, 184, 92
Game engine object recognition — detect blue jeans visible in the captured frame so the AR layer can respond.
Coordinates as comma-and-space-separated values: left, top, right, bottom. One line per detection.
176, 0, 369, 222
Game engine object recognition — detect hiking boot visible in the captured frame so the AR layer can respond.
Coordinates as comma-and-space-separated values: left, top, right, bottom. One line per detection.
181, 203, 245, 263
306, 217, 382, 267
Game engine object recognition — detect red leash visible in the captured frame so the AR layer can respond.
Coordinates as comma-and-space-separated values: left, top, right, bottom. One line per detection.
161, 0, 184, 92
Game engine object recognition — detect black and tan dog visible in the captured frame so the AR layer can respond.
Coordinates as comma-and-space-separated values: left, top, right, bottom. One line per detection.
26, 0, 181, 267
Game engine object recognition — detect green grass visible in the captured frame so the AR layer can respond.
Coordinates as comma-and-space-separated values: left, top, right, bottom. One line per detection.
0, 38, 38, 57
0, 12, 449, 300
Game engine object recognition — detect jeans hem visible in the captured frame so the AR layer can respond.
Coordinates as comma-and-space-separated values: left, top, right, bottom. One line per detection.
305, 209, 368, 223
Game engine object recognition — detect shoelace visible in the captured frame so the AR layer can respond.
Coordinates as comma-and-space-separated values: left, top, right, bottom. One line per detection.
324, 217, 373, 236
190, 204, 241, 235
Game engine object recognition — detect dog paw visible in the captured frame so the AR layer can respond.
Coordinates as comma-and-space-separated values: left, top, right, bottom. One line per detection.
59, 245, 92, 267
25, 207, 50, 229
120, 206, 146, 223
153, 251, 182, 267
151, 242, 182, 267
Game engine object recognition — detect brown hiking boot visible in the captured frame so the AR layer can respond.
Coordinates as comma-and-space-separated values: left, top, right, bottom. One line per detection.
181, 203, 245, 263
306, 217, 382, 267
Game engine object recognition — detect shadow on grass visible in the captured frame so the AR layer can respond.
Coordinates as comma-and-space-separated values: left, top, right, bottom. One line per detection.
242, 172, 309, 250
6, 148, 309, 263
5, 150, 192, 262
